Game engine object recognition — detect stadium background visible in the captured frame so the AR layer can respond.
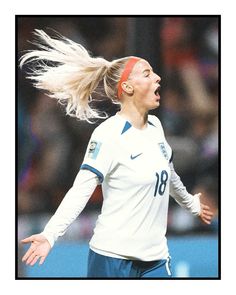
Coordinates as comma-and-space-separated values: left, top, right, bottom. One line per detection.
17, 16, 219, 278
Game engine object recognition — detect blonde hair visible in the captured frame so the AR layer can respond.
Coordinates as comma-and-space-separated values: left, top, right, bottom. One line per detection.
19, 29, 130, 122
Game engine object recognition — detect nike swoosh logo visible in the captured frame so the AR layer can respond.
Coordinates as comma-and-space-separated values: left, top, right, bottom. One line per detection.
130, 153, 143, 160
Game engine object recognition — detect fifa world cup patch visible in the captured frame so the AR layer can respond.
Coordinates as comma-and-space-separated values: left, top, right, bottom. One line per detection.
88, 141, 102, 159
158, 142, 169, 161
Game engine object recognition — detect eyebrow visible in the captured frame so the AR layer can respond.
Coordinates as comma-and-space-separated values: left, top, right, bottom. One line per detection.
142, 68, 153, 73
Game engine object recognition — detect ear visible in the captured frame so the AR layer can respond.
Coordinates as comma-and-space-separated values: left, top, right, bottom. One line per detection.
121, 82, 134, 96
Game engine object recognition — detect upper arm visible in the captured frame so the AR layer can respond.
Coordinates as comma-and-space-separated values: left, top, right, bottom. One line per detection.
80, 129, 115, 183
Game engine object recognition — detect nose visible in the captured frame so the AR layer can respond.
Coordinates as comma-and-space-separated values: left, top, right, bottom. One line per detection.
154, 72, 161, 83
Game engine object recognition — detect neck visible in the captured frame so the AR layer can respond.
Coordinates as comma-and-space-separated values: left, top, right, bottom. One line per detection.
118, 103, 148, 130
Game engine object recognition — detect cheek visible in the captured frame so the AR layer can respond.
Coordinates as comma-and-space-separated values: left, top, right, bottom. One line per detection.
135, 80, 152, 94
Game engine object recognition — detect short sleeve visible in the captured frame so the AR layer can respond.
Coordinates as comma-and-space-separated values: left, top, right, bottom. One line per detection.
80, 129, 114, 183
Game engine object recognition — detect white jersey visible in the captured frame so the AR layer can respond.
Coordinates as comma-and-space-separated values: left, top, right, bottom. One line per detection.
81, 113, 173, 261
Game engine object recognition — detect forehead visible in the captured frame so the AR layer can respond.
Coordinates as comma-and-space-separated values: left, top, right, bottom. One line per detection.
131, 59, 152, 76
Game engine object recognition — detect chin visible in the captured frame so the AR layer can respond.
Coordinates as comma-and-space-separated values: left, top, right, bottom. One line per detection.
149, 101, 160, 111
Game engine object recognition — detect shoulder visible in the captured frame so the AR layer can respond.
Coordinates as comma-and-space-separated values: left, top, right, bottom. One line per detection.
147, 114, 164, 130
91, 114, 123, 141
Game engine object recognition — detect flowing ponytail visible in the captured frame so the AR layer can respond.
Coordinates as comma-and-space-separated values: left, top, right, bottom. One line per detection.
20, 29, 124, 122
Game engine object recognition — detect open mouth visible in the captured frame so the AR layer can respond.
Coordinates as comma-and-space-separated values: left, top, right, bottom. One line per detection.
154, 85, 161, 96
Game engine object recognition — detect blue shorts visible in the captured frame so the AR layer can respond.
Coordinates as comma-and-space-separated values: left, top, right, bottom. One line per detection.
87, 249, 172, 278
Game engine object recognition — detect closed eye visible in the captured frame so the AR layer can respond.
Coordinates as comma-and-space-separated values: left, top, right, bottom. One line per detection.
143, 69, 151, 77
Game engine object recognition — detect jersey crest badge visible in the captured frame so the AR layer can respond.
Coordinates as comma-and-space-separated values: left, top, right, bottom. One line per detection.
88, 141, 102, 159
158, 142, 169, 161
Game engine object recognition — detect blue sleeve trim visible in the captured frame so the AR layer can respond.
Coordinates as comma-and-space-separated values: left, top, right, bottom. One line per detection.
80, 164, 104, 183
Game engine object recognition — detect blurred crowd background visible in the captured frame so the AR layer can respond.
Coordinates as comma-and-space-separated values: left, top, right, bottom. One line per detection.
17, 16, 219, 258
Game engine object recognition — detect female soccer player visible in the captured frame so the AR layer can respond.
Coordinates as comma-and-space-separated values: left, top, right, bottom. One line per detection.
20, 30, 213, 278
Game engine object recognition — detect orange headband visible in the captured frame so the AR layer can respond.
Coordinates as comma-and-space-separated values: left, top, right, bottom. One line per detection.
117, 57, 140, 99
